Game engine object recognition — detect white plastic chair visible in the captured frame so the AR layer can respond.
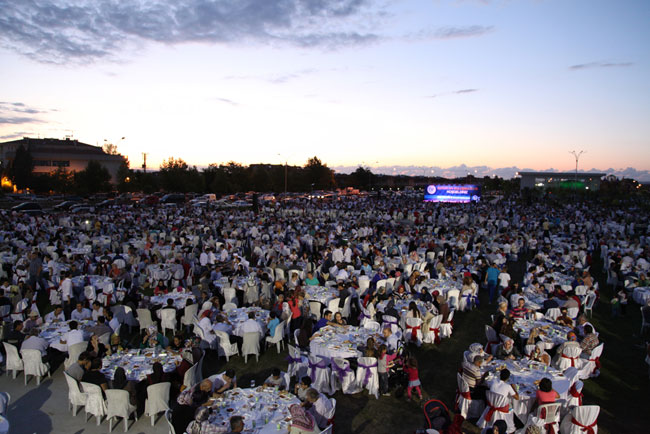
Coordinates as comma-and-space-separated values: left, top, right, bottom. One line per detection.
106, 388, 137, 432
183, 361, 200, 390
484, 325, 500, 355
476, 391, 515, 433
309, 301, 322, 320
340, 296, 352, 319
214, 330, 239, 361
81, 381, 107, 425
144, 382, 170, 426
265, 320, 285, 354
181, 303, 199, 331
567, 380, 584, 409
545, 308, 561, 321
556, 345, 583, 371
222, 302, 237, 312
65, 341, 87, 370
584, 293, 596, 318
308, 355, 332, 395
533, 402, 561, 434
559, 405, 599, 434
355, 356, 379, 399
223, 287, 237, 305
3, 342, 23, 379
160, 308, 177, 335
136, 309, 155, 332
446, 289, 460, 309
327, 298, 340, 315
21, 349, 50, 385
363, 320, 380, 333
405, 317, 423, 346
98, 332, 112, 347
567, 307, 579, 319
63, 371, 86, 416
330, 358, 360, 395
455, 373, 484, 419
165, 409, 176, 434
242, 331, 260, 363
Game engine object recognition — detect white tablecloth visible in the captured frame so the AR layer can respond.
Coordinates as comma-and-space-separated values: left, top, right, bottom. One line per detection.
514, 318, 570, 349
0, 414, 9, 434
71, 275, 113, 290
151, 292, 195, 310
205, 387, 300, 433
39, 319, 94, 352
304, 286, 339, 305
223, 307, 269, 337
309, 325, 383, 359
483, 358, 570, 420
100, 349, 181, 381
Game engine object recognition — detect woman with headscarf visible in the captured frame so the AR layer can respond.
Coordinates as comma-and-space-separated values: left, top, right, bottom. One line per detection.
110, 366, 138, 406
185, 406, 214, 434
495, 337, 522, 360
288, 403, 317, 433
140, 325, 165, 349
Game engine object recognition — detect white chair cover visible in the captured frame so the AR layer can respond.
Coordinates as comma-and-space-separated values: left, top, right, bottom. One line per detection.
80, 381, 107, 425
84, 286, 97, 303
106, 389, 137, 432
2, 342, 23, 379
363, 320, 381, 333
242, 331, 260, 363
136, 308, 155, 331
484, 325, 500, 355
545, 308, 561, 321
308, 355, 332, 395
556, 346, 584, 371
440, 310, 454, 339
183, 361, 200, 389
456, 373, 484, 419
559, 405, 599, 434
567, 307, 579, 319
424, 314, 443, 344
405, 317, 423, 346
21, 349, 49, 385
309, 301, 322, 320
64, 371, 86, 416
567, 380, 584, 409
287, 344, 308, 380
181, 304, 199, 329
327, 298, 340, 315
223, 287, 237, 305
265, 320, 285, 354
65, 342, 88, 370
382, 315, 399, 334
330, 358, 360, 395
579, 343, 604, 379
476, 391, 515, 433
244, 284, 259, 305
355, 356, 379, 399
160, 308, 177, 334
144, 382, 171, 426
534, 402, 561, 434
222, 302, 237, 312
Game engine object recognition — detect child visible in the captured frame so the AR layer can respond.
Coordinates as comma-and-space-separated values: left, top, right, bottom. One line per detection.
377, 344, 393, 396
264, 367, 286, 390
294, 376, 312, 401
403, 357, 422, 401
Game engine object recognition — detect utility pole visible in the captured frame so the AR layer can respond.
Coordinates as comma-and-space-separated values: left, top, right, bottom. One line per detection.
569, 150, 585, 186
284, 161, 288, 195
142, 153, 148, 173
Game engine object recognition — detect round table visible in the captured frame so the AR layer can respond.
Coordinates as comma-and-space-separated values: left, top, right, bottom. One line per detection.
514, 318, 570, 350
304, 286, 339, 305
150, 292, 195, 310
483, 358, 570, 420
100, 348, 182, 381
39, 319, 94, 352
223, 307, 269, 337
205, 387, 300, 433
309, 325, 383, 359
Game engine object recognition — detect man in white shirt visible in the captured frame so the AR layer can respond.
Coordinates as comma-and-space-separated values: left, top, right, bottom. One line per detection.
90, 301, 103, 321
107, 311, 120, 335
70, 302, 92, 321
306, 388, 333, 430
489, 368, 519, 400
235, 312, 263, 336
212, 369, 237, 393
59, 271, 73, 307
60, 320, 86, 347
44, 306, 66, 323
498, 266, 511, 291
331, 247, 344, 264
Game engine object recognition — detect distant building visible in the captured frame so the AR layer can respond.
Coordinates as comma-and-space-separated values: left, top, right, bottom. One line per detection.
519, 171, 605, 191
0, 137, 126, 183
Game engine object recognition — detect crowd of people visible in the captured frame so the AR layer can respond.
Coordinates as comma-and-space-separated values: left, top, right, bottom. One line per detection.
0, 193, 647, 433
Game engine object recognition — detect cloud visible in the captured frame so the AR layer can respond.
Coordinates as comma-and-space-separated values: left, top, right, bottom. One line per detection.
427, 88, 480, 98
0, 0, 382, 64
211, 97, 239, 106
569, 61, 634, 70
0, 132, 32, 140
432, 25, 494, 39
0, 117, 44, 125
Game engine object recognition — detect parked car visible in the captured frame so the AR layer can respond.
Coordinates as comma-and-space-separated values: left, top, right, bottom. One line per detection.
11, 202, 44, 215
160, 193, 186, 204
53, 201, 78, 210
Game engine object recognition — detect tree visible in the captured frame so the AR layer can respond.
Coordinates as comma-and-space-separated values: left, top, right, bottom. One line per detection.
352, 166, 372, 189
10, 145, 33, 190
116, 158, 133, 193
159, 157, 204, 192
102, 142, 120, 155
305, 156, 336, 190
74, 160, 111, 194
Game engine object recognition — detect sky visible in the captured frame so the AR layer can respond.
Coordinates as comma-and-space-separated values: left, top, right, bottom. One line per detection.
1, 0, 649, 179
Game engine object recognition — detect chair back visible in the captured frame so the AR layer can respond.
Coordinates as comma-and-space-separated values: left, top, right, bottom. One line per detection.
223, 302, 237, 312
567, 307, 579, 319
183, 361, 200, 389
590, 343, 604, 359
3, 342, 23, 371
80, 381, 107, 417
64, 371, 86, 405
137, 308, 154, 329
106, 388, 134, 419
270, 320, 284, 341
66, 342, 88, 369
309, 301, 322, 320
161, 308, 176, 324
242, 331, 260, 356
456, 372, 470, 393
98, 332, 111, 347
183, 304, 199, 322
327, 298, 340, 315
165, 409, 176, 434
145, 382, 171, 416
364, 320, 380, 333
537, 402, 561, 423
486, 390, 510, 409
485, 325, 498, 342
21, 349, 48, 376
545, 308, 561, 320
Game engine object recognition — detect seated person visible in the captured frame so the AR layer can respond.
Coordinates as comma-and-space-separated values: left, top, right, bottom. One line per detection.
288, 404, 317, 434
70, 302, 92, 321
304, 388, 333, 430
495, 337, 522, 360
294, 376, 312, 401
489, 369, 519, 401
60, 320, 85, 347
535, 377, 560, 406
44, 305, 65, 323
81, 357, 108, 393
87, 315, 114, 338
65, 351, 91, 382
212, 369, 237, 394
579, 325, 600, 356
313, 310, 338, 333
508, 298, 528, 320
555, 308, 574, 327
461, 355, 489, 399
529, 343, 551, 366
267, 311, 281, 337
264, 368, 287, 390
110, 366, 138, 406
86, 333, 110, 358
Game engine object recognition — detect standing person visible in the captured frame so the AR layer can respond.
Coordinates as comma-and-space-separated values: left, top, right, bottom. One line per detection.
377, 344, 393, 396
497, 266, 511, 298
485, 263, 500, 304
403, 357, 423, 401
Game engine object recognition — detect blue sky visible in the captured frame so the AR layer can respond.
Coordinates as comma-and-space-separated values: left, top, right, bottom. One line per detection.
0, 0, 648, 178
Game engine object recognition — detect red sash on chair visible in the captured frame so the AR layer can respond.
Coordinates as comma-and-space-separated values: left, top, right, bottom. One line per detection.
571, 417, 597, 434
569, 384, 583, 405
406, 324, 421, 341
540, 408, 556, 434
484, 403, 509, 422
454, 389, 472, 411
589, 355, 601, 374
561, 353, 577, 367
429, 326, 441, 344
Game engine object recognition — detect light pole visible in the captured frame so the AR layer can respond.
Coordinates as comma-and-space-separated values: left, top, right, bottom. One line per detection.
569, 150, 585, 186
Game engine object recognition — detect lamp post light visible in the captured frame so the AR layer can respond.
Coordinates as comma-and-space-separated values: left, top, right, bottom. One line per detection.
569, 150, 585, 187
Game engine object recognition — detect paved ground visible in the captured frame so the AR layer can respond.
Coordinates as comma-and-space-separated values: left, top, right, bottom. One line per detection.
0, 368, 165, 434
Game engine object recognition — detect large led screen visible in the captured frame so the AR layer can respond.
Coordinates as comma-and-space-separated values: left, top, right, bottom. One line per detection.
423, 184, 480, 203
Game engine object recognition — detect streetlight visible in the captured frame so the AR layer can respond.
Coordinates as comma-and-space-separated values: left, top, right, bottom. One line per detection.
569, 150, 586, 186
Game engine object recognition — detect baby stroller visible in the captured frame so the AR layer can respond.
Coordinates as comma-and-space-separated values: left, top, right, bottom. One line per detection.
415, 399, 463, 434
387, 346, 409, 397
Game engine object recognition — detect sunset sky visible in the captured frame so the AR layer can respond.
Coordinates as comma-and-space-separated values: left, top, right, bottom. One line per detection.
1, 0, 648, 177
